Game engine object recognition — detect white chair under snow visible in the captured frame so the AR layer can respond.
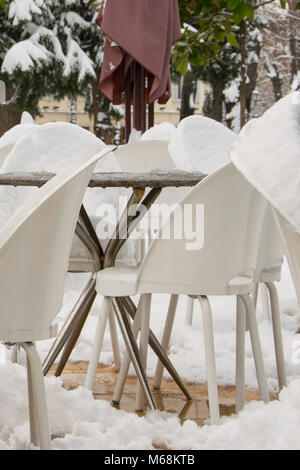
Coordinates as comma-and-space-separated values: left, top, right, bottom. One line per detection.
230, 91, 300, 385
0, 145, 113, 449
0, 122, 118, 374
87, 163, 271, 424
182, 203, 286, 408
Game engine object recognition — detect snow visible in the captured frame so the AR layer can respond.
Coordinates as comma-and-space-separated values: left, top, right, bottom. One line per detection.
1, 357, 300, 449
0, 106, 300, 449
224, 81, 240, 103
0, 113, 37, 167
168, 115, 236, 173
65, 38, 96, 82
140, 122, 177, 142
230, 92, 300, 233
8, 0, 43, 26
2, 24, 96, 85
1, 39, 49, 73
61, 11, 90, 29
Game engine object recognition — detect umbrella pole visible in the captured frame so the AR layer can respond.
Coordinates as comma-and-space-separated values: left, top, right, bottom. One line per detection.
124, 70, 132, 143
133, 61, 146, 134
148, 102, 154, 129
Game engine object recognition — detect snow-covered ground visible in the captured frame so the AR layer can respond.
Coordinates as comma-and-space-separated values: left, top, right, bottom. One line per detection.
1, 259, 300, 450
1, 104, 300, 449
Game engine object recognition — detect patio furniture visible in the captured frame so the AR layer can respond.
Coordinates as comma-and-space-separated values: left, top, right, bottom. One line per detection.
182, 203, 286, 405
0, 146, 112, 449
25, 158, 202, 400
82, 141, 189, 390
43, 141, 192, 402
230, 90, 300, 379
88, 163, 270, 423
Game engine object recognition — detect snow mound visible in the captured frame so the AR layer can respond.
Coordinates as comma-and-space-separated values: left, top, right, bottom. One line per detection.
0, 122, 104, 231
1, 357, 300, 449
1, 122, 104, 173
169, 115, 236, 173
230, 92, 300, 232
141, 122, 177, 142
0, 113, 37, 167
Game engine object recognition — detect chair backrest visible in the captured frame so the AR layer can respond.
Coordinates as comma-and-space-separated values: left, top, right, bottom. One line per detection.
113, 140, 189, 206
255, 204, 284, 278
0, 147, 111, 341
272, 209, 300, 303
136, 163, 267, 294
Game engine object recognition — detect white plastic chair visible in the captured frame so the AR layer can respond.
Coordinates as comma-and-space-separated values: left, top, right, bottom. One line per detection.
44, 140, 191, 400
87, 163, 270, 424
0, 145, 112, 449
185, 203, 286, 395
75, 140, 187, 378
272, 210, 300, 305
0, 121, 118, 374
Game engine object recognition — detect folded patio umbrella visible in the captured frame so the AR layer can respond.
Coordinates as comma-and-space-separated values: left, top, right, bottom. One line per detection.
96, 0, 181, 137
230, 92, 300, 232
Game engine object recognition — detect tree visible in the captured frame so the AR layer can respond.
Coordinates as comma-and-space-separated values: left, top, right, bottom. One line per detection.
251, 1, 299, 115
173, 0, 290, 129
0, 0, 122, 140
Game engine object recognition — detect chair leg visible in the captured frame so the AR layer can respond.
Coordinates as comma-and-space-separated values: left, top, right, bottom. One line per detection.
185, 296, 194, 326
265, 282, 287, 391
136, 294, 151, 411
252, 283, 259, 310
120, 296, 191, 401
240, 294, 270, 403
85, 296, 112, 390
26, 349, 40, 447
108, 306, 121, 372
43, 273, 96, 376
21, 342, 51, 450
112, 298, 142, 405
260, 283, 271, 321
153, 294, 178, 390
11, 344, 20, 364
55, 289, 97, 377
112, 297, 156, 410
197, 296, 220, 425
236, 295, 246, 413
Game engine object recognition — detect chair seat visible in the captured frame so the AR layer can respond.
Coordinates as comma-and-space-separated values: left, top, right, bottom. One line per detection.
97, 266, 139, 296
68, 257, 96, 273
256, 266, 281, 283
0, 322, 58, 343
96, 266, 255, 297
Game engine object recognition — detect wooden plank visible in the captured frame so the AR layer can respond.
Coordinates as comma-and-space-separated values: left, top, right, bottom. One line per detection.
0, 171, 206, 189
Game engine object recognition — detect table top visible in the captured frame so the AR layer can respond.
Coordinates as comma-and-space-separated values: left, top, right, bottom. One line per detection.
0, 170, 206, 189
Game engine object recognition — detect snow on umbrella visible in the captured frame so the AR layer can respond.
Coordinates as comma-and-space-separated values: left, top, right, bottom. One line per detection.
96, 0, 181, 141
